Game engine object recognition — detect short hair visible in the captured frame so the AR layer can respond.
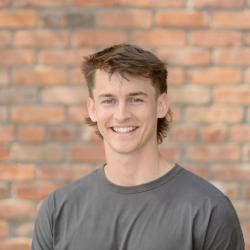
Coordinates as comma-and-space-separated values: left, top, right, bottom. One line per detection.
82, 44, 173, 144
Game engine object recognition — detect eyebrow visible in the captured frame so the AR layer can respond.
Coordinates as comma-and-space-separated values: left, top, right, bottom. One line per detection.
98, 92, 148, 99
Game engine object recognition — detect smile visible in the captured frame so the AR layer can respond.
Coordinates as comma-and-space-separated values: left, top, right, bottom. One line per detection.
111, 126, 138, 134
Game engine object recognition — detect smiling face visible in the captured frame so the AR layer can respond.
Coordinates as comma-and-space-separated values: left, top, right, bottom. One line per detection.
87, 70, 168, 156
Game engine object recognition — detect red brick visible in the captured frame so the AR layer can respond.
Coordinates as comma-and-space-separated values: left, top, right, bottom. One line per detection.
0, 69, 8, 85
81, 126, 101, 142
243, 145, 250, 162
200, 125, 226, 143
187, 144, 240, 162
74, 0, 124, 6
15, 0, 69, 7
169, 86, 210, 104
73, 31, 127, 47
68, 105, 88, 123
168, 67, 184, 85
11, 106, 65, 124
248, 108, 250, 122
14, 31, 69, 48
0, 49, 35, 66
0, 238, 30, 250
18, 126, 45, 142
12, 182, 58, 200
234, 202, 250, 220
157, 48, 210, 66
190, 31, 242, 47
47, 126, 75, 142
0, 221, 7, 237
0, 164, 35, 181
13, 67, 67, 85
132, 30, 185, 47
244, 69, 250, 83
186, 105, 242, 123
0, 10, 37, 28
213, 86, 250, 104
169, 126, 197, 142
0, 145, 9, 161
39, 49, 93, 65
244, 33, 250, 46
159, 145, 180, 161
40, 86, 87, 104
0, 125, 15, 143
0, 184, 7, 199
0, 107, 6, 122
244, 185, 250, 200
97, 10, 152, 28
69, 68, 86, 85
15, 223, 33, 237
210, 181, 238, 200
231, 125, 250, 142
213, 48, 250, 66
170, 106, 181, 123
187, 67, 241, 85
122, 0, 184, 7
211, 165, 250, 182
193, 0, 245, 8
0, 32, 12, 47
11, 144, 64, 162
185, 165, 209, 179
212, 11, 250, 29
0, 200, 36, 220
0, 0, 11, 7
38, 164, 93, 181
69, 144, 105, 162
156, 11, 208, 28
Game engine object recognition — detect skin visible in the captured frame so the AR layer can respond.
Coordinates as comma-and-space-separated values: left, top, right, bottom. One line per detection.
87, 69, 173, 186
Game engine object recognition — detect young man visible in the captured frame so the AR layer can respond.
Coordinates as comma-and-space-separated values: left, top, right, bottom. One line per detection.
32, 44, 245, 249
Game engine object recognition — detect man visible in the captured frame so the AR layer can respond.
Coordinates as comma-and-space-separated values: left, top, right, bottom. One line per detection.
32, 44, 245, 249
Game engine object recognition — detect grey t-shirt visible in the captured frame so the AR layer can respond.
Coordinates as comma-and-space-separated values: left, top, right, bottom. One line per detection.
32, 164, 245, 250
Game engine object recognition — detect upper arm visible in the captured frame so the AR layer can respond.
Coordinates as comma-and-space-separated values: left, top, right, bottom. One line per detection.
32, 195, 54, 250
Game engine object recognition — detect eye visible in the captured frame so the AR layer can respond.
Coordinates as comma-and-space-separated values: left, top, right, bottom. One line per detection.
130, 97, 143, 103
101, 98, 115, 104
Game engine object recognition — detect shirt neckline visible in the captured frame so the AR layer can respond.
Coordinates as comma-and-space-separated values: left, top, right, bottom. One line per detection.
97, 163, 183, 194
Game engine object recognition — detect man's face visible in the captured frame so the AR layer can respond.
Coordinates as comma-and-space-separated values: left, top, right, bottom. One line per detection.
87, 70, 168, 155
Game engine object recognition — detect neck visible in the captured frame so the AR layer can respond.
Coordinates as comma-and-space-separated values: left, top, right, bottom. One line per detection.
103, 144, 172, 186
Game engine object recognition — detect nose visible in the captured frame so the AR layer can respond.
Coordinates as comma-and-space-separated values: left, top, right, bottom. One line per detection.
114, 101, 131, 122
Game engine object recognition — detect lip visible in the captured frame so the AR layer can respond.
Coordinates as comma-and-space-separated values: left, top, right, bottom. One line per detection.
109, 126, 139, 136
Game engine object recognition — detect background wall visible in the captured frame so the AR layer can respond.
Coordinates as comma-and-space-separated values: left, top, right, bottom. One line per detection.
0, 0, 249, 249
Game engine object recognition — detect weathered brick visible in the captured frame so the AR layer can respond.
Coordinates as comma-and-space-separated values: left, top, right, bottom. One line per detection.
69, 68, 86, 85
123, 0, 184, 7
14, 31, 69, 48
41, 86, 87, 104
200, 125, 226, 143
234, 202, 250, 220
169, 86, 210, 104
190, 31, 242, 47
97, 10, 152, 28
11, 144, 64, 162
15, 0, 69, 7
193, 0, 245, 8
243, 145, 250, 162
210, 181, 238, 200
0, 87, 37, 104
68, 105, 88, 123
159, 145, 180, 161
18, 126, 45, 142
0, 106, 7, 122
0, 32, 12, 47
0, 49, 35, 65
41, 11, 94, 28
187, 67, 241, 85
0, 69, 8, 85
185, 165, 209, 179
39, 49, 93, 65
0, 238, 31, 250
12, 182, 58, 200
244, 32, 250, 45
186, 105, 242, 123
157, 48, 210, 66
187, 144, 240, 162
156, 11, 208, 28
231, 125, 250, 142
38, 164, 93, 181
47, 126, 76, 142
0, 184, 7, 199
168, 67, 184, 85
244, 69, 250, 83
212, 11, 250, 29
0, 164, 35, 181
0, 10, 37, 28
73, 31, 127, 47
0, 200, 36, 220
13, 67, 67, 85
0, 145, 9, 161
0, 221, 8, 237
69, 144, 105, 162
15, 223, 34, 237
0, 0, 11, 7
0, 125, 15, 143
132, 30, 185, 47
213, 86, 250, 104
11, 106, 65, 124
169, 126, 197, 142
213, 48, 250, 66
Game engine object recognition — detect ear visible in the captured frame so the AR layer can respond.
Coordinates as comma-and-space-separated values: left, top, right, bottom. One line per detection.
157, 93, 169, 119
87, 97, 97, 122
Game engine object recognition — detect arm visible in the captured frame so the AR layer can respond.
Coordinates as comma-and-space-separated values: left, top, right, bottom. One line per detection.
32, 195, 54, 250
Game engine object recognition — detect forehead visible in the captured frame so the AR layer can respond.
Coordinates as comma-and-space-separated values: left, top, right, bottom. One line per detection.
93, 69, 156, 96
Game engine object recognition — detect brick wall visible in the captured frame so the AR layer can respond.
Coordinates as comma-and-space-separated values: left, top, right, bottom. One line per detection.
0, 0, 249, 248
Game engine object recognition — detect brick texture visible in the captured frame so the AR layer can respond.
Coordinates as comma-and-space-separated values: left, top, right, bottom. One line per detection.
0, 0, 249, 247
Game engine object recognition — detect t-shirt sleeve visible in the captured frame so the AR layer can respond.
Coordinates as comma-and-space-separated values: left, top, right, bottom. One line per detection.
202, 196, 245, 250
32, 194, 54, 250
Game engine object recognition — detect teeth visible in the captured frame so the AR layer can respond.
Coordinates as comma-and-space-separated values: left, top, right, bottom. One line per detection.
112, 127, 137, 133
